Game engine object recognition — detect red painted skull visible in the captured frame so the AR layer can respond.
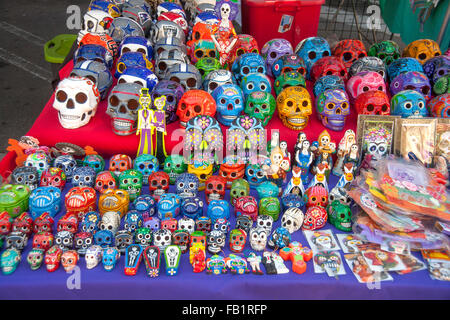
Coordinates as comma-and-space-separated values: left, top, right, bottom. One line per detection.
40, 167, 67, 190
109, 154, 133, 176
234, 196, 258, 221
311, 56, 348, 82
176, 90, 216, 127
95, 170, 118, 194
57, 213, 79, 234
61, 250, 79, 273
302, 206, 327, 230
305, 186, 329, 208
355, 91, 391, 115
333, 39, 367, 69
33, 212, 54, 233
229, 228, 247, 253
161, 217, 178, 234
229, 34, 259, 66
32, 231, 54, 251
219, 163, 246, 189
205, 176, 226, 204
148, 171, 170, 201
12, 212, 33, 237
45, 245, 63, 272
0, 211, 12, 236
65, 187, 97, 221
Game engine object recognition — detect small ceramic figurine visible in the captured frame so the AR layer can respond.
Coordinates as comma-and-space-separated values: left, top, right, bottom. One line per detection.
295, 139, 313, 185
262, 146, 288, 193
332, 129, 356, 176
293, 132, 307, 166
210, 0, 239, 67
313, 146, 333, 179
343, 144, 360, 173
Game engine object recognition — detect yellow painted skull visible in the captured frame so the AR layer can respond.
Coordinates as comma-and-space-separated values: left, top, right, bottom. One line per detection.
402, 39, 441, 64
98, 189, 130, 217
188, 163, 214, 191
277, 86, 312, 130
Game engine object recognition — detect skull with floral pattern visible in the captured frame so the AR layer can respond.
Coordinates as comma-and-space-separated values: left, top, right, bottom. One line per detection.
24, 152, 50, 178
119, 169, 143, 201
1, 248, 21, 274
240, 73, 271, 98
133, 154, 159, 185
244, 91, 276, 127
231, 53, 266, 83
313, 75, 345, 98
272, 54, 306, 79
302, 206, 327, 231
109, 154, 133, 177
390, 71, 431, 101
95, 170, 118, 194
163, 154, 187, 184
133, 194, 156, 218
175, 173, 199, 198
82, 154, 105, 174
74, 232, 93, 256
143, 216, 160, 232
135, 227, 153, 247
402, 39, 441, 64
346, 71, 386, 101
211, 84, 244, 126
124, 210, 144, 233
261, 38, 293, 78
245, 164, 267, 189
267, 226, 291, 249
81, 211, 100, 233
423, 55, 450, 84
348, 57, 387, 80
316, 89, 350, 131
387, 57, 424, 83
277, 86, 312, 130
196, 57, 221, 80
102, 246, 120, 271
368, 40, 401, 66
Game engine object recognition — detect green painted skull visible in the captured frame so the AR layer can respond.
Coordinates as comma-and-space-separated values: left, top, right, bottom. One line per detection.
82, 154, 105, 174
119, 169, 143, 202
195, 57, 221, 80
433, 75, 450, 95
230, 179, 250, 206
164, 155, 187, 184
244, 91, 276, 126
368, 40, 400, 66
135, 227, 152, 246
27, 248, 45, 271
258, 197, 281, 221
327, 200, 352, 232
0, 184, 31, 218
274, 71, 306, 96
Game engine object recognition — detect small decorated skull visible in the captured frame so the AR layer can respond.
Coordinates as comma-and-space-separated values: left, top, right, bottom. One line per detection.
72, 166, 96, 188
207, 230, 226, 254
153, 228, 172, 251
249, 226, 268, 251
256, 215, 273, 235
119, 169, 143, 201
281, 207, 304, 234
85, 245, 102, 269
74, 232, 93, 256
115, 230, 134, 253
133, 154, 159, 185
135, 227, 153, 247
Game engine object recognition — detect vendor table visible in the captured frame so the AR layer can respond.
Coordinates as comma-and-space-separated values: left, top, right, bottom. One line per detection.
0, 63, 449, 300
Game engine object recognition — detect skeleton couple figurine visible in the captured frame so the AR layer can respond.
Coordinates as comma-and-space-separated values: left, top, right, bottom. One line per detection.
332, 129, 360, 176
262, 131, 291, 193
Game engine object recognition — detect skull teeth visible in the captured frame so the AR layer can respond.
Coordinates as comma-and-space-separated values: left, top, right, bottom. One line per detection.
208, 194, 221, 201
60, 114, 81, 120
152, 189, 165, 196
222, 115, 237, 120
341, 222, 351, 228
287, 116, 306, 124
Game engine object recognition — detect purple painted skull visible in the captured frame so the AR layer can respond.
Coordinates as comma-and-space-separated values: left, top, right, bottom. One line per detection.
423, 55, 450, 84
390, 71, 431, 101
261, 38, 294, 77
316, 89, 350, 131
151, 80, 185, 124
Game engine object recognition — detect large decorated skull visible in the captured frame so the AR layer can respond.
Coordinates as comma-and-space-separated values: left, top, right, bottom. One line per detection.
99, 211, 121, 234
211, 84, 244, 126
176, 90, 216, 127
333, 39, 367, 68
231, 53, 266, 83
39, 167, 66, 191
203, 69, 235, 94
277, 86, 312, 130
327, 200, 352, 231
24, 152, 50, 179
53, 76, 100, 129
316, 89, 350, 131
295, 37, 331, 79
109, 154, 133, 176
355, 91, 390, 115
11, 166, 39, 191
391, 90, 428, 118
390, 71, 431, 101
106, 83, 142, 135
346, 71, 386, 101
302, 206, 327, 231
281, 207, 304, 233
77, 9, 113, 43
349, 56, 387, 80
310, 56, 347, 82
244, 91, 276, 127
368, 40, 400, 66
429, 94, 450, 118
261, 38, 294, 77
164, 63, 202, 91
402, 39, 441, 64
423, 55, 450, 84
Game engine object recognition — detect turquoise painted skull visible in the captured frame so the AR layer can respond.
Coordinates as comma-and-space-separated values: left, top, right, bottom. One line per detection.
82, 154, 105, 174
133, 154, 159, 185
1, 248, 21, 275
163, 155, 187, 184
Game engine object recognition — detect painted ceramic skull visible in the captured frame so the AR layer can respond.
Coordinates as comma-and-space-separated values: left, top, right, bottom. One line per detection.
346, 71, 386, 101
164, 62, 202, 91
295, 37, 332, 79
133, 194, 156, 217
44, 245, 63, 272
102, 246, 120, 271
211, 84, 244, 126
262, 38, 294, 77
327, 200, 352, 232
180, 196, 204, 220
245, 164, 267, 189
403, 39, 441, 64
302, 206, 327, 230
85, 245, 102, 269
231, 53, 266, 82
61, 250, 79, 272
249, 226, 268, 251
95, 170, 118, 194
32, 231, 54, 252
158, 193, 182, 219
244, 91, 276, 126
153, 228, 172, 251
390, 71, 431, 100
349, 56, 387, 80
176, 173, 199, 198
133, 154, 159, 185
267, 226, 291, 249
151, 80, 185, 124
206, 230, 226, 254
205, 176, 226, 204
33, 212, 54, 233
256, 215, 273, 235
277, 86, 312, 130
74, 232, 93, 255
387, 57, 424, 82
93, 229, 115, 248
281, 207, 304, 233
98, 189, 129, 217
423, 55, 450, 84
82, 155, 105, 174
27, 248, 45, 271
429, 93, 450, 118
119, 169, 143, 201
99, 211, 121, 234
310, 56, 348, 82
207, 200, 230, 223
368, 40, 401, 66
355, 91, 390, 115
107, 83, 142, 135
178, 216, 195, 234
391, 90, 428, 118
176, 89, 216, 127
81, 211, 100, 233
72, 166, 96, 188
143, 216, 160, 232
271, 54, 306, 79
11, 166, 39, 190
172, 229, 190, 253
29, 186, 61, 219
1, 248, 21, 274
316, 89, 350, 131
229, 228, 247, 253
115, 230, 133, 253
109, 154, 133, 176
234, 196, 258, 221
332, 39, 367, 69
24, 152, 50, 178
212, 217, 230, 234
40, 167, 66, 190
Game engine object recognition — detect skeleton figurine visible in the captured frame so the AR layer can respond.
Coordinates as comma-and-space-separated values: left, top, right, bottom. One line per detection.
246, 251, 263, 275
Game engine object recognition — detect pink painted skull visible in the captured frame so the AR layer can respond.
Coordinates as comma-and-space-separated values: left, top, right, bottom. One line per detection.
346, 71, 386, 101
61, 250, 79, 272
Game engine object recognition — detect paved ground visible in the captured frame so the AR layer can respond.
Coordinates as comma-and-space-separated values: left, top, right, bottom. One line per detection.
0, 0, 89, 160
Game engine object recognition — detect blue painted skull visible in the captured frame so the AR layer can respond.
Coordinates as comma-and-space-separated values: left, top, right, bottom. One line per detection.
29, 186, 62, 219
11, 166, 39, 190
268, 226, 291, 249
387, 57, 424, 82
1, 248, 21, 275
93, 229, 115, 248
212, 217, 230, 234
115, 51, 152, 79
133, 195, 156, 218
72, 166, 96, 188
295, 37, 331, 79
390, 71, 431, 100
423, 55, 450, 84
175, 173, 199, 198
211, 84, 244, 126
281, 194, 305, 211
313, 75, 345, 98
143, 216, 160, 232
133, 154, 159, 185
124, 210, 144, 233
245, 164, 267, 188
54, 155, 77, 181
157, 193, 181, 219
256, 181, 279, 199
391, 90, 428, 118
240, 73, 271, 97
102, 247, 120, 271
271, 54, 306, 79
81, 211, 101, 233
231, 53, 266, 82
207, 199, 230, 223
24, 152, 50, 179
181, 196, 204, 220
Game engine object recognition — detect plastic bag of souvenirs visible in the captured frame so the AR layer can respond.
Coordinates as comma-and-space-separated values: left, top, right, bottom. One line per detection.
360, 157, 450, 222
351, 209, 449, 251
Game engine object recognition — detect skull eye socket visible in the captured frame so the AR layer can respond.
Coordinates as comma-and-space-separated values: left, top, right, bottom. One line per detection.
180, 103, 186, 110
340, 70, 346, 76
362, 86, 369, 92
366, 104, 374, 112
137, 48, 146, 55
257, 67, 264, 73
166, 95, 174, 103
418, 53, 427, 60
242, 67, 250, 75
158, 62, 167, 71
343, 52, 353, 61
209, 82, 218, 91
128, 99, 139, 110
109, 95, 119, 106
341, 102, 348, 109
122, 47, 131, 54
421, 86, 430, 95
358, 53, 366, 58
186, 78, 197, 88
378, 86, 383, 91
86, 75, 97, 84
404, 102, 413, 109
220, 98, 226, 104
418, 101, 425, 109
170, 76, 180, 83
56, 90, 67, 102
326, 103, 335, 110
194, 105, 202, 113
237, 49, 245, 56
286, 100, 294, 107
195, 50, 203, 58
207, 183, 213, 190
308, 51, 317, 59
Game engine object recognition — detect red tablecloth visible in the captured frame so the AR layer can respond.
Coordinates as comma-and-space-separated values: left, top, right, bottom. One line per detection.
0, 61, 357, 179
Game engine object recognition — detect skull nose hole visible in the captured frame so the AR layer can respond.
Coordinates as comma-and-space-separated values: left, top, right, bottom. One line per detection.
227, 104, 233, 110
119, 105, 127, 113
67, 99, 75, 109
186, 110, 190, 117
336, 108, 341, 115
295, 107, 300, 113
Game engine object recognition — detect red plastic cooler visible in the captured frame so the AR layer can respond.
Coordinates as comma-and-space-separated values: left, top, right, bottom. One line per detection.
241, 0, 325, 47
